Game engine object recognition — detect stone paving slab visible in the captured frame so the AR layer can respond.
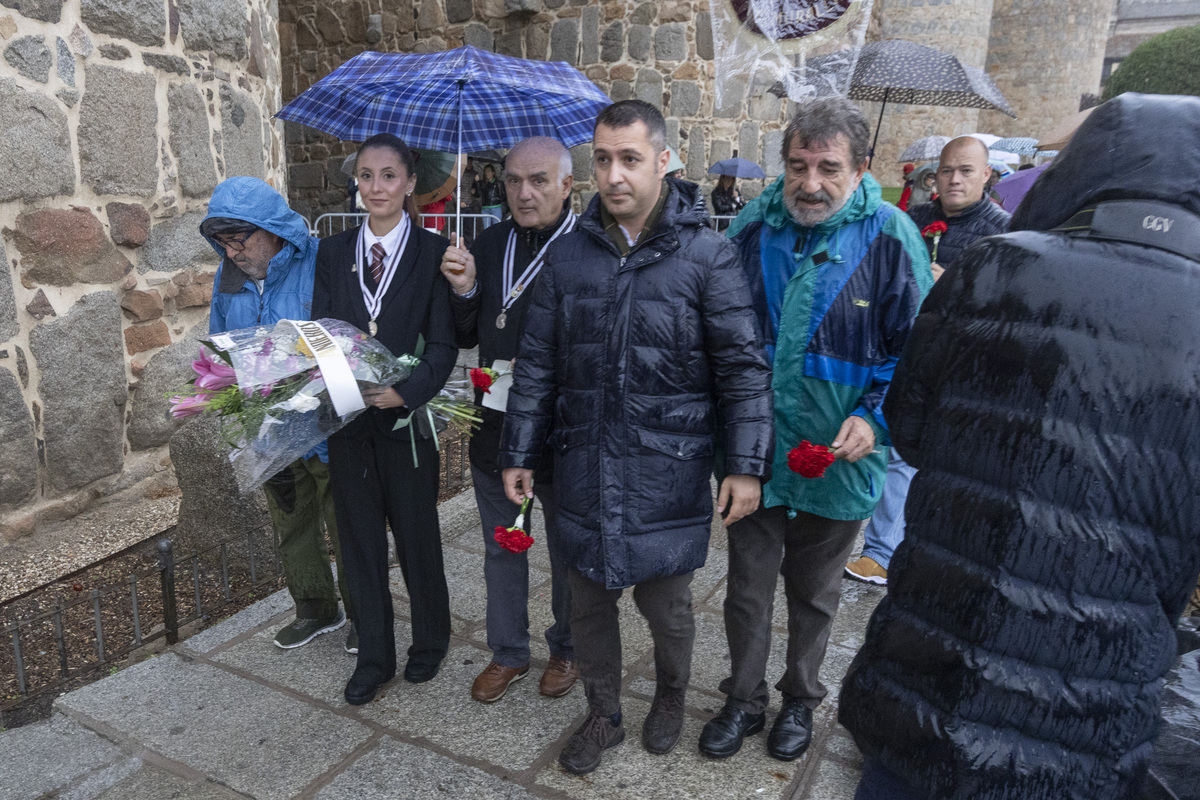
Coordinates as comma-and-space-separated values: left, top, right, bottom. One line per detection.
357, 643, 589, 773
0, 714, 124, 800
183, 587, 294, 655
55, 653, 374, 800
10, 490, 883, 800
314, 736, 540, 799
533, 694, 809, 800
92, 762, 247, 800
210, 616, 367, 708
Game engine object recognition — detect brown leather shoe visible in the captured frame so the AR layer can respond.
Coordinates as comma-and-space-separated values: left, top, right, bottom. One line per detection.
539, 656, 579, 698
471, 661, 529, 703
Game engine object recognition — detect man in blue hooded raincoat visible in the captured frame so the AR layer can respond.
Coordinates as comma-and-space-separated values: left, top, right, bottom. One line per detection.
201, 176, 353, 651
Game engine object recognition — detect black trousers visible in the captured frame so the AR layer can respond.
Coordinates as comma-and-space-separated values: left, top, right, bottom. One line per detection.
327, 429, 450, 685
567, 567, 695, 717
722, 505, 862, 713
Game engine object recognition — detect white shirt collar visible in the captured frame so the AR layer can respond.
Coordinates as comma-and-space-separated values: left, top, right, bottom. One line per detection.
363, 215, 408, 256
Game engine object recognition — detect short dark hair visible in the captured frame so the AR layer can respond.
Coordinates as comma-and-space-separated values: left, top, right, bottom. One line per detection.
781, 97, 871, 167
594, 100, 667, 153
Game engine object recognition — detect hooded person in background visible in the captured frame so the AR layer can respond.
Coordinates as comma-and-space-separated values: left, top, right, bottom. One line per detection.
840, 92, 1200, 800
201, 176, 353, 653
906, 164, 936, 208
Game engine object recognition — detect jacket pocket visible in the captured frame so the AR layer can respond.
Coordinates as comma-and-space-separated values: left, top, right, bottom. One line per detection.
635, 428, 714, 460
548, 425, 599, 521
631, 427, 714, 529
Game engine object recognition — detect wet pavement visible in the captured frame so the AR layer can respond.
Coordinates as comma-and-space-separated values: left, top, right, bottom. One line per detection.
0, 489, 883, 800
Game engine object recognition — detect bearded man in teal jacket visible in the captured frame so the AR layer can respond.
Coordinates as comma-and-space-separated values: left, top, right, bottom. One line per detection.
699, 98, 932, 762
201, 176, 353, 652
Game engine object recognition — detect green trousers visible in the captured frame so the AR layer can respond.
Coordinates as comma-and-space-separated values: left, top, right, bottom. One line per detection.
262, 455, 353, 621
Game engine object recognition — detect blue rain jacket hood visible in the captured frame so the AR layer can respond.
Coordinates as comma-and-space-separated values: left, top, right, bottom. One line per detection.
839, 93, 1200, 800
202, 176, 319, 334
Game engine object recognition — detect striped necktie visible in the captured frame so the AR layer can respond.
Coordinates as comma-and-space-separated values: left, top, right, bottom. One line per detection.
369, 243, 386, 285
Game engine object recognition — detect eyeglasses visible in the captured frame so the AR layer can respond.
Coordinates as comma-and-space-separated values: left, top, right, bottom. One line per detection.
212, 229, 258, 251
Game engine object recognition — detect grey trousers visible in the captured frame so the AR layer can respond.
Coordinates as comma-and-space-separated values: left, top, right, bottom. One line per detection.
567, 567, 695, 717
471, 465, 572, 668
721, 505, 862, 713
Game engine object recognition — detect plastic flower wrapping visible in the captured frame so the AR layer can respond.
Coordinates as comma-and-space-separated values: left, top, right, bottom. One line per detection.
169, 318, 479, 493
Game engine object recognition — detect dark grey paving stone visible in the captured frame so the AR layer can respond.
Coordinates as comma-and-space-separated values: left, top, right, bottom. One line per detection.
182, 587, 293, 654
828, 579, 885, 653
314, 736, 539, 799
56, 653, 373, 800
0, 714, 122, 800
211, 619, 374, 707
357, 643, 587, 772
803, 750, 864, 800
92, 762, 244, 800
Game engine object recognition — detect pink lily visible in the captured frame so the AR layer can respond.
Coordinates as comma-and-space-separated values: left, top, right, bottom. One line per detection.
192, 349, 238, 391
169, 393, 214, 418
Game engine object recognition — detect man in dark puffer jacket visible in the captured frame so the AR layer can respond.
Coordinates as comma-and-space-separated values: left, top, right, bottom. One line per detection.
839, 92, 1200, 800
501, 100, 773, 775
907, 136, 1010, 280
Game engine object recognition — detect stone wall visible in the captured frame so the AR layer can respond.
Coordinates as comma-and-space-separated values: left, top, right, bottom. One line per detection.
278, 0, 1117, 204
277, 0, 799, 220
0, 0, 284, 542
979, 0, 1116, 137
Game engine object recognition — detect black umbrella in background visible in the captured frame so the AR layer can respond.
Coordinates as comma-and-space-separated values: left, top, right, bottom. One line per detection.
814, 39, 1016, 167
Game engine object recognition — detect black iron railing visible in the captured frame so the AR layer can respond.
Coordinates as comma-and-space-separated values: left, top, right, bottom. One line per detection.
1, 429, 471, 714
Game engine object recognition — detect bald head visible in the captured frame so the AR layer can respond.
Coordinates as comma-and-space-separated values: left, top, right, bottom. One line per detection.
507, 137, 573, 183
504, 136, 574, 229
935, 136, 993, 216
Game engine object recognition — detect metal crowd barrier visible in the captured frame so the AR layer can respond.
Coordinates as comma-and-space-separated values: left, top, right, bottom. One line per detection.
312, 213, 740, 238
312, 212, 494, 241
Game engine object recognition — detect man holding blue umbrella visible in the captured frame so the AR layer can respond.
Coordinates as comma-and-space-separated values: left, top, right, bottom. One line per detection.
440, 137, 580, 706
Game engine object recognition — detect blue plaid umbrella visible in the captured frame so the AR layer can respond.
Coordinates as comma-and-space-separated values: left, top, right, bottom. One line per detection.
277, 46, 611, 228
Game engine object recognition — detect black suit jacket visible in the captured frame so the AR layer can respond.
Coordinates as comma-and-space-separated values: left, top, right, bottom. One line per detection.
313, 223, 456, 441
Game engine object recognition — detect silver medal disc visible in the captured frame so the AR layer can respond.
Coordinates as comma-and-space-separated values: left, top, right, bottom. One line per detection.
369, 320, 378, 336
496, 312, 507, 330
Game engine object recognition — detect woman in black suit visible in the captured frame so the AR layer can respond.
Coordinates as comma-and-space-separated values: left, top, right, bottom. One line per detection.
313, 133, 457, 705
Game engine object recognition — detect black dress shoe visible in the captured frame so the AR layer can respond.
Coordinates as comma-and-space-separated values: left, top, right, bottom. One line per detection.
403, 657, 443, 684
767, 697, 813, 761
698, 703, 766, 759
344, 670, 392, 706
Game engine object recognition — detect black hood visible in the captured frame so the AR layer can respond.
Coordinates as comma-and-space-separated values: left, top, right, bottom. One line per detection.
1012, 93, 1200, 232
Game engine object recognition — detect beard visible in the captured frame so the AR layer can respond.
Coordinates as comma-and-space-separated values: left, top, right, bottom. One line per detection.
784, 186, 850, 228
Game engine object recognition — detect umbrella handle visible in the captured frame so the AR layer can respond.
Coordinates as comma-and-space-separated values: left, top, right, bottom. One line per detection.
868, 87, 888, 169
456, 80, 463, 241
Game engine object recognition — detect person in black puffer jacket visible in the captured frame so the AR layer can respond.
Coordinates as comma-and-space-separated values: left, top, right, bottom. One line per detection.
907, 136, 1010, 277
501, 100, 773, 775
839, 92, 1200, 800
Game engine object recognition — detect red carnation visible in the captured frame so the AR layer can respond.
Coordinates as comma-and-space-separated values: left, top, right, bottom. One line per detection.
493, 497, 534, 553
494, 525, 534, 553
470, 367, 497, 394
921, 221, 948, 263
786, 440, 837, 479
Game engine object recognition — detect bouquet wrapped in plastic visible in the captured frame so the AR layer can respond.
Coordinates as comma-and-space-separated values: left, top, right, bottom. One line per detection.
169, 318, 479, 493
